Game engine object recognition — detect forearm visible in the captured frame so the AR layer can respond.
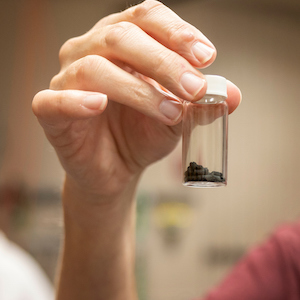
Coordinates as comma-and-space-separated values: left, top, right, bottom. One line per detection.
55, 175, 140, 300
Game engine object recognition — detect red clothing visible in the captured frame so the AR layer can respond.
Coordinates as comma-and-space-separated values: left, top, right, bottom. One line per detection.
201, 222, 300, 300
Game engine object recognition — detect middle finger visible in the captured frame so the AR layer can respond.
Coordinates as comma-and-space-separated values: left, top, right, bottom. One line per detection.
98, 0, 216, 68
71, 22, 207, 102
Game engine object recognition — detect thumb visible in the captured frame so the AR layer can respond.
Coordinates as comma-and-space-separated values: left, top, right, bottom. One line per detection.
32, 89, 108, 135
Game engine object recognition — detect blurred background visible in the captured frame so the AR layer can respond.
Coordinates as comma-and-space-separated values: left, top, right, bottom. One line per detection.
0, 0, 300, 299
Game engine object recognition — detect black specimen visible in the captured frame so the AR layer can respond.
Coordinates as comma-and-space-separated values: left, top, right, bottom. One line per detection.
184, 162, 225, 183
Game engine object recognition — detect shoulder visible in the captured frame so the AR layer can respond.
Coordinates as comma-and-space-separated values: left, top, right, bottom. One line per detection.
269, 220, 300, 253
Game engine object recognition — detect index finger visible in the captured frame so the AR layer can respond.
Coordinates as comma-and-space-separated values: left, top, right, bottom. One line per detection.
97, 0, 216, 68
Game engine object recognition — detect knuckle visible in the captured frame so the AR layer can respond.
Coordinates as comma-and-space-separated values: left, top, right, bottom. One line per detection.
167, 22, 191, 47
50, 74, 61, 90
51, 55, 107, 91
58, 37, 79, 66
72, 55, 95, 86
104, 22, 135, 47
128, 0, 164, 20
72, 55, 105, 87
154, 50, 178, 78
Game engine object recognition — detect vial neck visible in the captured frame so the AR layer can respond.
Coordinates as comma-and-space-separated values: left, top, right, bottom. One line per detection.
196, 95, 226, 104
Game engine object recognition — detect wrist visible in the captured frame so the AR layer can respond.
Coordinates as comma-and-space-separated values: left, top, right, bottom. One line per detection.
62, 172, 141, 226
57, 174, 139, 300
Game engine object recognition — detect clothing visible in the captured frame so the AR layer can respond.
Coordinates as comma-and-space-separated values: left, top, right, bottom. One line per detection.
0, 231, 54, 300
201, 222, 300, 300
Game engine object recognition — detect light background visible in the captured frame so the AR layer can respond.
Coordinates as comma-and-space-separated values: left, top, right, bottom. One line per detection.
0, 0, 300, 299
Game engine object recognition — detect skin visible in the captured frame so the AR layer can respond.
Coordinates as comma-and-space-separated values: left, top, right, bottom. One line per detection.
32, 1, 242, 299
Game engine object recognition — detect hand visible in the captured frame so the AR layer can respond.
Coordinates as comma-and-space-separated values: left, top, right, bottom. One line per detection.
32, 2, 242, 299
32, 0, 241, 202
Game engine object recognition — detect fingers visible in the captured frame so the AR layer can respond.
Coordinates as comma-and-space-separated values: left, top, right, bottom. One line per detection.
57, 1, 216, 103
33, 78, 241, 146
46, 0, 240, 131
51, 55, 184, 126
77, 21, 207, 101
50, 55, 241, 128
99, 0, 216, 68
32, 89, 108, 136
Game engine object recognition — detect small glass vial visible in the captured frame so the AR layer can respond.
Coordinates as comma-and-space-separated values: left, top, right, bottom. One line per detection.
182, 75, 228, 188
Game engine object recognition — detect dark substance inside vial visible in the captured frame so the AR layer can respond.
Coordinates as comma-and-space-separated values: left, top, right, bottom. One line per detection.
184, 162, 225, 183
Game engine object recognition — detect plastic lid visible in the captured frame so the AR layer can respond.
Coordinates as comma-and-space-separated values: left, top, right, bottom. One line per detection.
205, 75, 228, 98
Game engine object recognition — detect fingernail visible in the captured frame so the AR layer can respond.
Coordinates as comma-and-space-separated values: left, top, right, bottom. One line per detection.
159, 99, 182, 122
192, 42, 215, 64
83, 94, 107, 110
180, 72, 205, 97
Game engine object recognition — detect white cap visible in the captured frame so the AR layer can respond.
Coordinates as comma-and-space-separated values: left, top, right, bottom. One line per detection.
205, 75, 228, 98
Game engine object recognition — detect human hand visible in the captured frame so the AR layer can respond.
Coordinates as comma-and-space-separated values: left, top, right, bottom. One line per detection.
32, 0, 241, 201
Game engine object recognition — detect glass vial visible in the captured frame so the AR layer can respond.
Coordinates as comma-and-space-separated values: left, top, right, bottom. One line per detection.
182, 75, 228, 188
